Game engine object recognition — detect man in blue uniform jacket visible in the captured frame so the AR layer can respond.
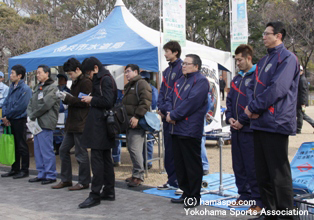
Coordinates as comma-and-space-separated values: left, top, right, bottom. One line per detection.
225, 44, 262, 213
166, 54, 209, 208
157, 41, 183, 190
245, 22, 299, 218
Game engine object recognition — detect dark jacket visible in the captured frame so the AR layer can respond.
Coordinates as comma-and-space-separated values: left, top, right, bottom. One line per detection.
158, 58, 183, 116
81, 69, 117, 149
225, 65, 256, 133
2, 80, 32, 120
297, 73, 308, 108
219, 79, 226, 90
122, 75, 152, 122
82, 68, 117, 149
247, 43, 300, 135
27, 78, 59, 130
165, 71, 209, 139
63, 74, 92, 133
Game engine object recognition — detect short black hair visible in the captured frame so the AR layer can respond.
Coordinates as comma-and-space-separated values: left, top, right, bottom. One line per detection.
12, 64, 26, 79
235, 44, 253, 58
63, 58, 81, 72
81, 57, 103, 74
37, 65, 51, 77
186, 54, 202, 71
266, 21, 286, 41
125, 64, 140, 74
163, 41, 181, 58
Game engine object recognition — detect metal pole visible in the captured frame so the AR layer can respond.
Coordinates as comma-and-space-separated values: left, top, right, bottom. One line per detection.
159, 0, 163, 89
229, 0, 235, 78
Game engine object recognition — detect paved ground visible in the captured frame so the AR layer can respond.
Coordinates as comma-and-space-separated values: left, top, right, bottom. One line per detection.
0, 169, 253, 220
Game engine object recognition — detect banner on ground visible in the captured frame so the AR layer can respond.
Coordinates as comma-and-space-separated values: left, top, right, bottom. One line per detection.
163, 0, 186, 47
231, 0, 248, 55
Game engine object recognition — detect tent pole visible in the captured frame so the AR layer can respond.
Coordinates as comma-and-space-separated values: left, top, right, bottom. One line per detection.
158, 0, 163, 91
229, 0, 235, 79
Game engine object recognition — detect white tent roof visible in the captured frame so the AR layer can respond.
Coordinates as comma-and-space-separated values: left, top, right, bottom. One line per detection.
118, 0, 232, 71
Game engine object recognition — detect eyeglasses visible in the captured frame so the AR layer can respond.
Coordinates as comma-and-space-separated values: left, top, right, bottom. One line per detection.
181, 62, 194, 66
125, 70, 133, 74
262, 32, 275, 37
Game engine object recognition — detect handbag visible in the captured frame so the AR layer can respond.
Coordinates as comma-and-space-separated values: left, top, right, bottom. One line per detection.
99, 73, 129, 138
139, 112, 160, 132
0, 126, 15, 165
105, 102, 129, 138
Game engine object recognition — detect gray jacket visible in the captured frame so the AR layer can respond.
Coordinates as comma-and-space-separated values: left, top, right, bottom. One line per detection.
27, 78, 59, 130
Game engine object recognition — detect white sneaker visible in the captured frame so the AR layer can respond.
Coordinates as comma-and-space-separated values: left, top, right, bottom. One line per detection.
175, 188, 183, 195
157, 183, 178, 190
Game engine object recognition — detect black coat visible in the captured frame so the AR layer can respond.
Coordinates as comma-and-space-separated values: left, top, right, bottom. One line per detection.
82, 68, 117, 150
219, 79, 226, 90
297, 74, 308, 108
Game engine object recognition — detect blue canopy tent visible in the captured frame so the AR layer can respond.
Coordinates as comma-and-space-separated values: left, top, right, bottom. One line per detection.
9, 0, 232, 75
8, 3, 158, 73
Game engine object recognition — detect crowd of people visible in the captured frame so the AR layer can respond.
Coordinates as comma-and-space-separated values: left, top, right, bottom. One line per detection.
0, 21, 308, 218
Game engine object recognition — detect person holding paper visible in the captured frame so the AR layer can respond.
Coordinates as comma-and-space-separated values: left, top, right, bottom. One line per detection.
1, 65, 32, 179
78, 57, 117, 208
27, 65, 60, 185
52, 72, 70, 155
52, 58, 92, 191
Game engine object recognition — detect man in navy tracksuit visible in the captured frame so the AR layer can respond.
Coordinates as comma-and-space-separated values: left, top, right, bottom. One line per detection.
166, 54, 209, 208
157, 41, 183, 190
225, 45, 262, 212
245, 22, 299, 219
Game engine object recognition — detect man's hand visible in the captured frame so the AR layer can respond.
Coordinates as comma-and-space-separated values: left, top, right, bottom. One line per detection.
56, 90, 66, 101
228, 118, 236, 126
2, 117, 10, 126
244, 106, 252, 118
302, 105, 306, 112
245, 106, 259, 119
129, 117, 139, 129
233, 120, 243, 130
158, 110, 165, 119
251, 114, 260, 119
81, 95, 93, 104
166, 112, 176, 125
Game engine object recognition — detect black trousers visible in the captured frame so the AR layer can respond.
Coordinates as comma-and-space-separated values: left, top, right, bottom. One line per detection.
220, 89, 225, 100
89, 149, 115, 199
10, 118, 29, 172
253, 130, 294, 219
172, 135, 202, 200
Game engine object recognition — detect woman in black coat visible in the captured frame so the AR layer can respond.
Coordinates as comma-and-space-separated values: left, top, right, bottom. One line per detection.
78, 57, 117, 209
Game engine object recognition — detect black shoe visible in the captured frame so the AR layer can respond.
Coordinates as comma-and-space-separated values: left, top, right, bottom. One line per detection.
41, 179, 57, 185
203, 170, 209, 176
78, 197, 100, 208
29, 177, 46, 182
100, 193, 115, 201
184, 199, 200, 208
171, 196, 185, 204
13, 171, 29, 179
1, 170, 18, 177
296, 130, 301, 134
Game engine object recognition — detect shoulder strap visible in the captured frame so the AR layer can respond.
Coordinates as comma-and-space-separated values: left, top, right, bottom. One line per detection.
136, 79, 152, 112
135, 81, 139, 101
100, 73, 116, 97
